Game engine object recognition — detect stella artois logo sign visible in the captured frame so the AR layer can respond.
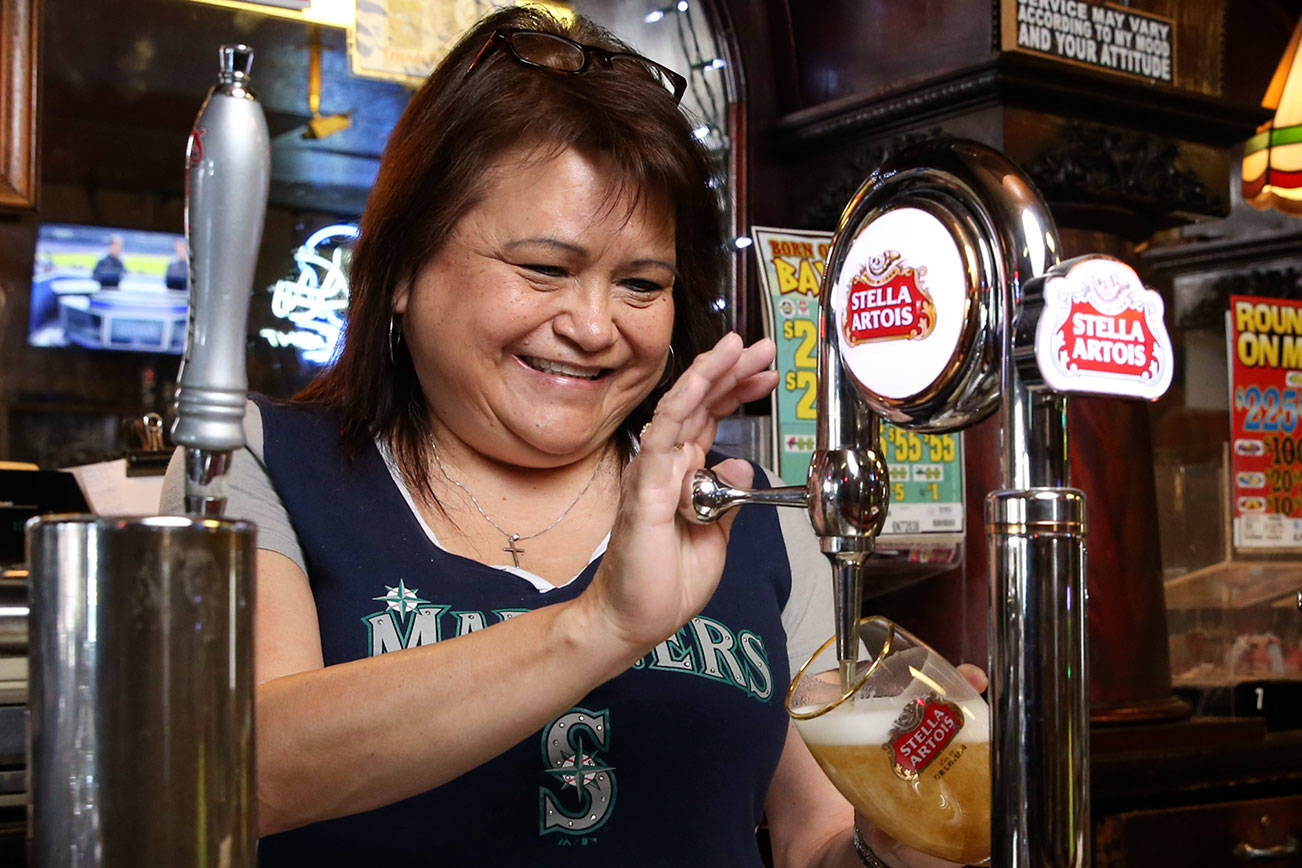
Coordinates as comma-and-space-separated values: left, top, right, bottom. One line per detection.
884, 692, 965, 781
834, 207, 967, 401
842, 250, 936, 346
1035, 256, 1173, 400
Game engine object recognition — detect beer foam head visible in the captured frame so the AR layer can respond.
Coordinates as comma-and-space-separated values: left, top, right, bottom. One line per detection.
793, 696, 989, 745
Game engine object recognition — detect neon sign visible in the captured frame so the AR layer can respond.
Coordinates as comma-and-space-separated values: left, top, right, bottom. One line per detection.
260, 223, 358, 364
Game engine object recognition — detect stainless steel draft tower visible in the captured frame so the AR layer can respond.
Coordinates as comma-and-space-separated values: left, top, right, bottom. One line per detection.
692, 137, 1173, 867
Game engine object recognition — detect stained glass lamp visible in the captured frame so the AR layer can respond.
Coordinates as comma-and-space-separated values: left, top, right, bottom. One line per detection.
1243, 18, 1302, 215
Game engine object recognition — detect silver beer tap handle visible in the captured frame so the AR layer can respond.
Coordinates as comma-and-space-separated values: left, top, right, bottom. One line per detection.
173, 44, 271, 517
689, 468, 809, 522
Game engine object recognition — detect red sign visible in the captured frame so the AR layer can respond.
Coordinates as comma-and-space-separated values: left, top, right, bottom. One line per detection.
1034, 256, 1173, 400
842, 251, 935, 345
883, 693, 964, 781
1056, 300, 1157, 377
1228, 294, 1302, 548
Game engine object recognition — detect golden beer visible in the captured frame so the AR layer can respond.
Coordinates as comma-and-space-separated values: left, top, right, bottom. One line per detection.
787, 618, 991, 865
794, 696, 990, 865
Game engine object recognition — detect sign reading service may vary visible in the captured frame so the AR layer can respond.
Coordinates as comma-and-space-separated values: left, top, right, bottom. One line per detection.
1005, 0, 1175, 84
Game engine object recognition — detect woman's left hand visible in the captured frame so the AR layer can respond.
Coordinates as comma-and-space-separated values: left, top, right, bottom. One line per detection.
580, 332, 778, 659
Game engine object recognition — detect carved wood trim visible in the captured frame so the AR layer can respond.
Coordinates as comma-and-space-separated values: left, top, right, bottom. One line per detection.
1141, 232, 1302, 330
1023, 121, 1226, 219
0, 0, 39, 210
1142, 232, 1302, 276
772, 53, 1267, 154
1182, 268, 1302, 330
796, 127, 947, 230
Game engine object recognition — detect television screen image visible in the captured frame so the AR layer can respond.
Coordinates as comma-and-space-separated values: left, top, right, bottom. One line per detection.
29, 223, 190, 354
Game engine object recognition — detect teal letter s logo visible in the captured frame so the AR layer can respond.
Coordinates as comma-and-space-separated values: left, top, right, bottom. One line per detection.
539, 707, 615, 836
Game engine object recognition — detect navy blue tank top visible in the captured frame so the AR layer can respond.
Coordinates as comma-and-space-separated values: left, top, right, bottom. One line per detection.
253, 397, 794, 866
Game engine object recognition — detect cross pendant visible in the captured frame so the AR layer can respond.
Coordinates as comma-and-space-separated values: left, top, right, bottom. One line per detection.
503, 534, 524, 567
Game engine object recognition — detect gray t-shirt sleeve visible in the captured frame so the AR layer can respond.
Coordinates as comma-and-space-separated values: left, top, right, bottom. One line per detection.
159, 401, 307, 574
773, 474, 835, 679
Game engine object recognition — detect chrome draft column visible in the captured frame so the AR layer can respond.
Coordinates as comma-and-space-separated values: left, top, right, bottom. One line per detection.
27, 45, 268, 867
692, 138, 1173, 867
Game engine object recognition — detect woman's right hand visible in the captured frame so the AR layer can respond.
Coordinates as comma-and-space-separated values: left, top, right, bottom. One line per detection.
580, 332, 778, 658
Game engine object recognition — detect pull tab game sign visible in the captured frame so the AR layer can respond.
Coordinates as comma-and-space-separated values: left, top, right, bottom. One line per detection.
1034, 256, 1173, 400
751, 226, 832, 486
1228, 295, 1302, 549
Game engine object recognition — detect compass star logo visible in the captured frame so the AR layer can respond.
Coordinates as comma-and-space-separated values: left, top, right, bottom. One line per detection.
557, 749, 610, 790
372, 579, 428, 619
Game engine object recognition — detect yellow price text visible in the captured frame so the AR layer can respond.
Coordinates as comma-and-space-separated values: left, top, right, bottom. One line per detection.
784, 370, 817, 420
782, 319, 818, 369
886, 427, 956, 464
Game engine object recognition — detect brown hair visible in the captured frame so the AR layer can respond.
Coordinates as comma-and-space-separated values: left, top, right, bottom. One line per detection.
296, 5, 726, 501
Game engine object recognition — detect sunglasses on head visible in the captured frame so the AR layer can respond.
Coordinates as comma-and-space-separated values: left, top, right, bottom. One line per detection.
467, 28, 687, 104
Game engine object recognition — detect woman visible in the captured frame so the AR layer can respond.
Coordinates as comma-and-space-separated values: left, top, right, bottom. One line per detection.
166, 7, 978, 866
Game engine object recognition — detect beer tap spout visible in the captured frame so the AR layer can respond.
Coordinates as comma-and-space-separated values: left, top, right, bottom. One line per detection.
183, 448, 233, 517
829, 553, 869, 692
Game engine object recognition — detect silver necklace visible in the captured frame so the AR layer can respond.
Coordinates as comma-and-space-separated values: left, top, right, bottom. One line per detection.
429, 438, 610, 567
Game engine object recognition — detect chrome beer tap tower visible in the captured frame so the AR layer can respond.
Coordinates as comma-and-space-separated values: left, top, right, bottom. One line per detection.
693, 138, 1173, 867
26, 45, 269, 866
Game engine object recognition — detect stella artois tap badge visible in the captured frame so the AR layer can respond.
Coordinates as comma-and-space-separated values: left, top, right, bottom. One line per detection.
835, 208, 968, 401
1034, 256, 1173, 400
843, 250, 937, 345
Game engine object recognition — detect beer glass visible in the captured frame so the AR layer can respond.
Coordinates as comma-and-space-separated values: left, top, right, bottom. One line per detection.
787, 617, 990, 866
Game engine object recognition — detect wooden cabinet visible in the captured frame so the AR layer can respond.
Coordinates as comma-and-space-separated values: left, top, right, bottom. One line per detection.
1096, 796, 1302, 866
1092, 723, 1302, 866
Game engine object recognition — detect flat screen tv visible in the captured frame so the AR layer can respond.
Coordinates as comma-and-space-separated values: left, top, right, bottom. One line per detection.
29, 223, 189, 354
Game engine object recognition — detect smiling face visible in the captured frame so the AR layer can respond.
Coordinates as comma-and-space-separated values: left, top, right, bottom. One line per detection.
394, 146, 676, 468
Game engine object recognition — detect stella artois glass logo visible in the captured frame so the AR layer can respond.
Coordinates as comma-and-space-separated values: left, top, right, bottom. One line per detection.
842, 250, 937, 345
884, 692, 965, 781
1035, 256, 1173, 400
